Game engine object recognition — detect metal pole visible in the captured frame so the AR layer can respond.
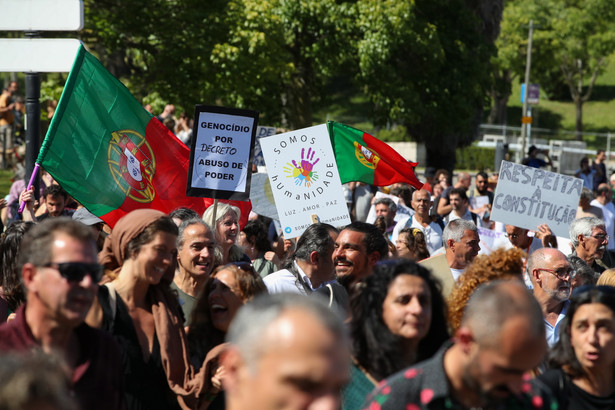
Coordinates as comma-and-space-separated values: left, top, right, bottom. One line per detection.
25, 72, 40, 201
24, 31, 41, 201
520, 20, 534, 160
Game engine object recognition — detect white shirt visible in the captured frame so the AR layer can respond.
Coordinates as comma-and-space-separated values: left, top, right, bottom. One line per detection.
391, 215, 443, 255
545, 300, 570, 347
590, 199, 615, 250
263, 261, 314, 295
450, 267, 465, 282
444, 208, 474, 226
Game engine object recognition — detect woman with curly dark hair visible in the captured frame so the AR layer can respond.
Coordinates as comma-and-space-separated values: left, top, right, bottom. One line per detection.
341, 259, 449, 410
395, 227, 430, 261
539, 286, 615, 409
0, 221, 35, 321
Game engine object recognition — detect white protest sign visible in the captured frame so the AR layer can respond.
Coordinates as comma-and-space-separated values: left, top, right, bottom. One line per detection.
260, 124, 351, 239
491, 161, 583, 238
187, 105, 258, 201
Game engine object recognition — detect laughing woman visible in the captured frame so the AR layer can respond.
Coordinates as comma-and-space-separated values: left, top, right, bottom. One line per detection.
539, 286, 615, 409
88, 209, 207, 410
202, 204, 249, 266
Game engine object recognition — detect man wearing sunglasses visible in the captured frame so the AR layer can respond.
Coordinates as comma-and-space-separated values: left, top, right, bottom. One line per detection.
0, 218, 124, 409
527, 247, 574, 347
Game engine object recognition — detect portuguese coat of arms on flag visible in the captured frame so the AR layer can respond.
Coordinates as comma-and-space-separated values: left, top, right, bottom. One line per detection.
37, 44, 250, 227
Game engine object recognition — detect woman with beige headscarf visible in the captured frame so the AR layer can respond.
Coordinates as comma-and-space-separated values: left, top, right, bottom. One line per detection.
88, 209, 214, 410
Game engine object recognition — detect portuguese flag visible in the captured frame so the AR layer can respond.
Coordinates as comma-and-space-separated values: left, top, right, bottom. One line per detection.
38, 45, 250, 227
327, 121, 423, 189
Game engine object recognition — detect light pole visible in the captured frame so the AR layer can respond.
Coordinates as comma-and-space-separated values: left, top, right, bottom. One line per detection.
520, 20, 534, 160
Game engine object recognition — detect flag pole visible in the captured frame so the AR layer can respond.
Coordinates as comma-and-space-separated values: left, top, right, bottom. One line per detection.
18, 163, 41, 213
211, 199, 218, 226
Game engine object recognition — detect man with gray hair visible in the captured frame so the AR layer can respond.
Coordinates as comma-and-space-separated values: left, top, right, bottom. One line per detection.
364, 280, 555, 409
172, 218, 218, 325
373, 197, 398, 239
527, 248, 573, 346
221, 293, 350, 410
264, 223, 338, 294
443, 219, 480, 281
569, 216, 613, 274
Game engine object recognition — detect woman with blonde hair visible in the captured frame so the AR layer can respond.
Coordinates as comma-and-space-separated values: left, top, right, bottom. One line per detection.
597, 268, 615, 287
447, 247, 525, 333
202, 203, 249, 266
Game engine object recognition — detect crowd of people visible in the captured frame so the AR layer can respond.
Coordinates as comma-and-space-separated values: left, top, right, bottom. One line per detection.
1, 107, 615, 409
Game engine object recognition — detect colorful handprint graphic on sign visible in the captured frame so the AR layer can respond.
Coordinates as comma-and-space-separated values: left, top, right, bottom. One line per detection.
282, 147, 320, 187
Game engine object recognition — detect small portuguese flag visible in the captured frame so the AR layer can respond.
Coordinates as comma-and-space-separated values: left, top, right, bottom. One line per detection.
327, 121, 423, 189
38, 45, 250, 227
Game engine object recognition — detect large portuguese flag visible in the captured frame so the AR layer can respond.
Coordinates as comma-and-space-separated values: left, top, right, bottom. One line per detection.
38, 45, 250, 227
327, 121, 423, 189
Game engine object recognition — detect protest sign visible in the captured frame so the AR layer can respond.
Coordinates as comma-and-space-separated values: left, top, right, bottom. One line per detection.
260, 124, 350, 239
187, 105, 258, 201
252, 126, 277, 168
491, 160, 583, 237
249, 173, 279, 220
419, 254, 454, 298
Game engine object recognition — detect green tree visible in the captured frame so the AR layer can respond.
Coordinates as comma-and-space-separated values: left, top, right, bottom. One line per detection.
488, 0, 527, 125
81, 0, 228, 112
537, 0, 615, 139
356, 0, 498, 170
208, 0, 356, 128
498, 0, 615, 136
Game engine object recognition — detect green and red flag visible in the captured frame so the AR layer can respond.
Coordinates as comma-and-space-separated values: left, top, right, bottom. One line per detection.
326, 121, 423, 189
38, 44, 250, 227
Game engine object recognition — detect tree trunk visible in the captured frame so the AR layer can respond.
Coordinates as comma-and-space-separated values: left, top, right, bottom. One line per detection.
575, 97, 583, 141
425, 139, 457, 174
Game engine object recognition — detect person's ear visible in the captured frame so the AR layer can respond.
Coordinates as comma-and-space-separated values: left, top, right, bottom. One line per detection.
447, 239, 456, 251
21, 263, 38, 293
367, 251, 380, 267
455, 326, 475, 355
220, 347, 244, 394
309, 250, 320, 265
531, 268, 541, 284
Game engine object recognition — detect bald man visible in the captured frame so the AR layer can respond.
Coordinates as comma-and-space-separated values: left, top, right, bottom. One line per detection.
527, 248, 573, 346
391, 189, 443, 255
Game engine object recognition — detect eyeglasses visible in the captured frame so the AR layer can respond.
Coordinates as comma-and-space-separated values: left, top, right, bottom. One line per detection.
536, 267, 576, 281
43, 262, 104, 282
588, 233, 609, 242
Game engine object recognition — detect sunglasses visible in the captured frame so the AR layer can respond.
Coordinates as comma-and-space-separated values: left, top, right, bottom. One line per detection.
226, 262, 258, 277
43, 262, 104, 283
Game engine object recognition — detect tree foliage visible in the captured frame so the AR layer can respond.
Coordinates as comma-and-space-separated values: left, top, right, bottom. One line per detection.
537, 0, 615, 138
490, 0, 615, 137
355, 0, 498, 169
75, 0, 500, 169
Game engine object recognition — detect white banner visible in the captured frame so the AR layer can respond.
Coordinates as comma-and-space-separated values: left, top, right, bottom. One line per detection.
260, 124, 350, 239
491, 160, 583, 238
